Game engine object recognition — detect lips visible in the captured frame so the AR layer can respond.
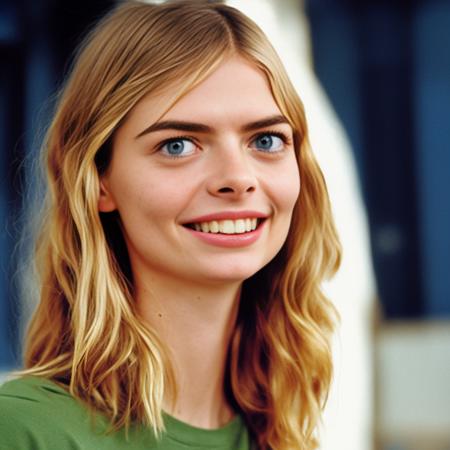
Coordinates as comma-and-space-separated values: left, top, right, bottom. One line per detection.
183, 215, 268, 248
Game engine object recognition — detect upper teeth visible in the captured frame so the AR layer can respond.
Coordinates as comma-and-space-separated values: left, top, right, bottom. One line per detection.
193, 218, 259, 234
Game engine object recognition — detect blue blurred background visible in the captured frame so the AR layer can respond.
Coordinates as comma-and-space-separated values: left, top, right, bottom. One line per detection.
307, 0, 450, 321
1, 0, 115, 369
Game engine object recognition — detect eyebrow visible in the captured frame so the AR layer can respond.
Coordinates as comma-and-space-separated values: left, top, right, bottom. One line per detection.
135, 114, 290, 139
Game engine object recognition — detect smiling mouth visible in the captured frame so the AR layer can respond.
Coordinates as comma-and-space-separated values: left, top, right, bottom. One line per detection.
183, 218, 265, 235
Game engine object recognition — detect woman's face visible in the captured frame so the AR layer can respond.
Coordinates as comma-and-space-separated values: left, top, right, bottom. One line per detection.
99, 56, 300, 287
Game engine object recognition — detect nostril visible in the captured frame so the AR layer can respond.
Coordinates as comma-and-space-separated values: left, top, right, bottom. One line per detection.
217, 185, 256, 194
218, 187, 234, 193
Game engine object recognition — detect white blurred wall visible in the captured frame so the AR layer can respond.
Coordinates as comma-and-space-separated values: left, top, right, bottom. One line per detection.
226, 1, 377, 449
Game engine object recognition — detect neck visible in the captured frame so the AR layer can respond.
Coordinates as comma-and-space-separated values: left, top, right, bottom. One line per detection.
136, 271, 242, 429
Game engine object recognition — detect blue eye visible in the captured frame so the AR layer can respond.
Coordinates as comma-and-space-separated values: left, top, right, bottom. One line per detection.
159, 138, 196, 158
252, 133, 285, 152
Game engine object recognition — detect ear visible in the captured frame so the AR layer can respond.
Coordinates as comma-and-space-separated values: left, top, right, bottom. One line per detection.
98, 178, 117, 212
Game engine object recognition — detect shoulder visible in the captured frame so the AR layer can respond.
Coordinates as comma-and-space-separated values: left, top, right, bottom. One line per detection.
0, 374, 68, 397
0, 375, 75, 413
0, 376, 96, 450
0, 376, 155, 450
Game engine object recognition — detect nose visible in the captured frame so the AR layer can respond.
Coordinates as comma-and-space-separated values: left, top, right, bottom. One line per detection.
206, 146, 257, 199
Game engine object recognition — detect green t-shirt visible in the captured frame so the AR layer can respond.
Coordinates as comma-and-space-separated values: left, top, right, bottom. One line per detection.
0, 376, 252, 450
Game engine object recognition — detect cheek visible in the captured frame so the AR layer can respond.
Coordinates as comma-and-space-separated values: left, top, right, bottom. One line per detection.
274, 160, 301, 215
123, 187, 172, 227
262, 163, 300, 264
112, 167, 194, 233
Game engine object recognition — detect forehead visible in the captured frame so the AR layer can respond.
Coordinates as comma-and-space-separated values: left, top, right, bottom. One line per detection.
122, 56, 283, 135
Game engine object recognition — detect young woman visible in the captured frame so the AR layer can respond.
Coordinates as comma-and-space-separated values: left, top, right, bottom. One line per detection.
0, 1, 341, 449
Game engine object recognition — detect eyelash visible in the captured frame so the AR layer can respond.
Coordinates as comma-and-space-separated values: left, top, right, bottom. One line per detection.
156, 130, 291, 159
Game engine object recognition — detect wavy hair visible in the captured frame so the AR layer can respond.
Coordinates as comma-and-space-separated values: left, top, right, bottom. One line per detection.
19, 1, 341, 449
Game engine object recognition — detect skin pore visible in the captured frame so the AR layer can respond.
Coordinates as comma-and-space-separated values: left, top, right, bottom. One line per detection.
98, 56, 301, 429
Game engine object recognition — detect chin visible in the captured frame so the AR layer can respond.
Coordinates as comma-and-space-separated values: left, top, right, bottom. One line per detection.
200, 262, 266, 285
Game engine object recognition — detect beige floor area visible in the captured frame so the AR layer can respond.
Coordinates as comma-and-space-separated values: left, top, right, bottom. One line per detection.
375, 321, 450, 450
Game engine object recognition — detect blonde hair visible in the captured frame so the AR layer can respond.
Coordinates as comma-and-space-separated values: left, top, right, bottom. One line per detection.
20, 1, 341, 449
